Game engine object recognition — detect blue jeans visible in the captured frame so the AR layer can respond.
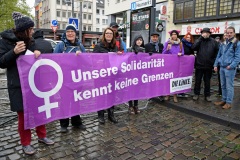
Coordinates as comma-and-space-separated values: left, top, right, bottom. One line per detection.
220, 67, 236, 104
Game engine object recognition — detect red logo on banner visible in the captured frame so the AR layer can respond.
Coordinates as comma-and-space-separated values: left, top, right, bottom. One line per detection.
51, 26, 58, 32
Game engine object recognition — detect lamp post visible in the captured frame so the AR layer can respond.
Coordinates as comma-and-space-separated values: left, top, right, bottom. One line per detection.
79, 0, 82, 42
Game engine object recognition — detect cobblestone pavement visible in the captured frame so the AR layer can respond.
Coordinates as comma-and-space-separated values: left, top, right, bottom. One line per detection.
1, 73, 240, 160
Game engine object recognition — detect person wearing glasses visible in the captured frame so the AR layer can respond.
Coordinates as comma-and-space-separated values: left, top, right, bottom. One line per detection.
93, 27, 121, 124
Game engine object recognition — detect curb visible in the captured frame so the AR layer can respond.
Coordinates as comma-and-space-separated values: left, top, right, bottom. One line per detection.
153, 98, 240, 130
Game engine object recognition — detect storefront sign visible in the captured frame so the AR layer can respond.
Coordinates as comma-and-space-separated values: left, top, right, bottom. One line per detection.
182, 20, 240, 35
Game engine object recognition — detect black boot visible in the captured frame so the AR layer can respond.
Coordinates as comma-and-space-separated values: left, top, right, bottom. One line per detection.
107, 107, 118, 124
98, 110, 105, 124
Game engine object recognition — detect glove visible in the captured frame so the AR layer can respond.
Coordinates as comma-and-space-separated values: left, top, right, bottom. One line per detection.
149, 52, 153, 56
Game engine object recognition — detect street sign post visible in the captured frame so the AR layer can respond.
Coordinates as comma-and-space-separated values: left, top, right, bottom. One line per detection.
68, 18, 79, 30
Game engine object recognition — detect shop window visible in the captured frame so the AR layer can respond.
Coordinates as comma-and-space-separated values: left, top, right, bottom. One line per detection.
195, 0, 205, 18
219, 0, 232, 15
206, 0, 217, 16
175, 3, 183, 20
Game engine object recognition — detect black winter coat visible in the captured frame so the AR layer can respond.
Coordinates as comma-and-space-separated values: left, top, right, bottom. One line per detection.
192, 36, 219, 69
144, 42, 164, 53
0, 30, 36, 112
182, 41, 194, 55
93, 41, 118, 53
33, 29, 53, 53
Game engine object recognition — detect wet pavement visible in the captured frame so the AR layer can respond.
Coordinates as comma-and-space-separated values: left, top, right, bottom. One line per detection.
0, 72, 240, 160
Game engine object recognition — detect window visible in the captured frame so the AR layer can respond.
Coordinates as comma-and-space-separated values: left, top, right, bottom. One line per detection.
96, 9, 100, 14
74, 13, 77, 17
206, 0, 217, 16
56, 0, 60, 5
68, 12, 71, 18
184, 1, 193, 19
96, 28, 100, 32
175, 3, 183, 20
83, 25, 86, 31
62, 23, 66, 29
96, 18, 100, 24
88, 26, 91, 31
102, 28, 105, 32
57, 11, 60, 17
62, 11, 66, 17
195, 0, 205, 17
83, 14, 87, 19
62, 0, 66, 5
88, 14, 92, 20
102, 10, 104, 15
219, 0, 232, 15
83, 2, 87, 8
88, 2, 92, 9
116, 0, 120, 3
233, 0, 240, 13
102, 19, 105, 24
106, 19, 108, 24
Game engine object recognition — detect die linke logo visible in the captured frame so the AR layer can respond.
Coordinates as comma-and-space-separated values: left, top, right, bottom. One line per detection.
28, 59, 63, 119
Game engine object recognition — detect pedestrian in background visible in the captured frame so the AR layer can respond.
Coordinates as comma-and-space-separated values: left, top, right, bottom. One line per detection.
214, 26, 240, 109
109, 22, 127, 53
54, 24, 86, 133
192, 28, 219, 102
0, 12, 54, 155
127, 35, 145, 114
215, 36, 223, 97
162, 30, 184, 103
33, 29, 53, 53
93, 27, 120, 124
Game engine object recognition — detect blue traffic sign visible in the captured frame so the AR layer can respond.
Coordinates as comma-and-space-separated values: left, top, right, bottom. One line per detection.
51, 20, 58, 26
131, 2, 136, 10
68, 18, 79, 30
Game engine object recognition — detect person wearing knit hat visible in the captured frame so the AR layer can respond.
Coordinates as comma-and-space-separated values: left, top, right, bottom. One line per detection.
162, 29, 184, 103
54, 24, 86, 133
12, 12, 34, 32
0, 12, 54, 155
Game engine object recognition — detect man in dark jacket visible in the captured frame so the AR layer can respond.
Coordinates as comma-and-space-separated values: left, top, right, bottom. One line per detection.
33, 29, 53, 53
145, 32, 164, 54
192, 28, 219, 102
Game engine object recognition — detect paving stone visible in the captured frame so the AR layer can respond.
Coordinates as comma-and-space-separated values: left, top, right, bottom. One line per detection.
173, 154, 187, 160
143, 147, 156, 155
50, 152, 66, 159
8, 153, 21, 160
0, 149, 14, 157
228, 152, 240, 159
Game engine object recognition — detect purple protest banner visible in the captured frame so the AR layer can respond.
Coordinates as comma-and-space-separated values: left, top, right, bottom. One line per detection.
17, 53, 195, 129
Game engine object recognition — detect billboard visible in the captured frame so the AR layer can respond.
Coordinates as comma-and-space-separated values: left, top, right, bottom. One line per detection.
130, 9, 150, 46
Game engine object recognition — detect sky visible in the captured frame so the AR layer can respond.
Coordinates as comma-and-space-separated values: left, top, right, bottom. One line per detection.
26, 0, 35, 16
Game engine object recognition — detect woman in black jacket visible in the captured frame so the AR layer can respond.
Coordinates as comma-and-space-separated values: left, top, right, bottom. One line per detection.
93, 27, 120, 124
182, 33, 194, 55
0, 12, 54, 155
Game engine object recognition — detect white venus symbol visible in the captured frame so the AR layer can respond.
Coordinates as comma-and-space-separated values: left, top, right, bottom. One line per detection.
28, 59, 63, 119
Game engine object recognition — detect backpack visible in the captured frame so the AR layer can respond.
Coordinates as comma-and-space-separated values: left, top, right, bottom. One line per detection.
233, 39, 238, 52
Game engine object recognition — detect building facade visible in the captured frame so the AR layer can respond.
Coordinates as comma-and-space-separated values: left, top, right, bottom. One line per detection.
34, 0, 108, 46
105, 0, 240, 47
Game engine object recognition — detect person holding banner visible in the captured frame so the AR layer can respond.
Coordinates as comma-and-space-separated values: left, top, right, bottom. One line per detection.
127, 35, 145, 114
182, 33, 194, 56
54, 24, 86, 133
162, 30, 184, 103
145, 32, 164, 54
93, 27, 120, 124
0, 12, 54, 155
